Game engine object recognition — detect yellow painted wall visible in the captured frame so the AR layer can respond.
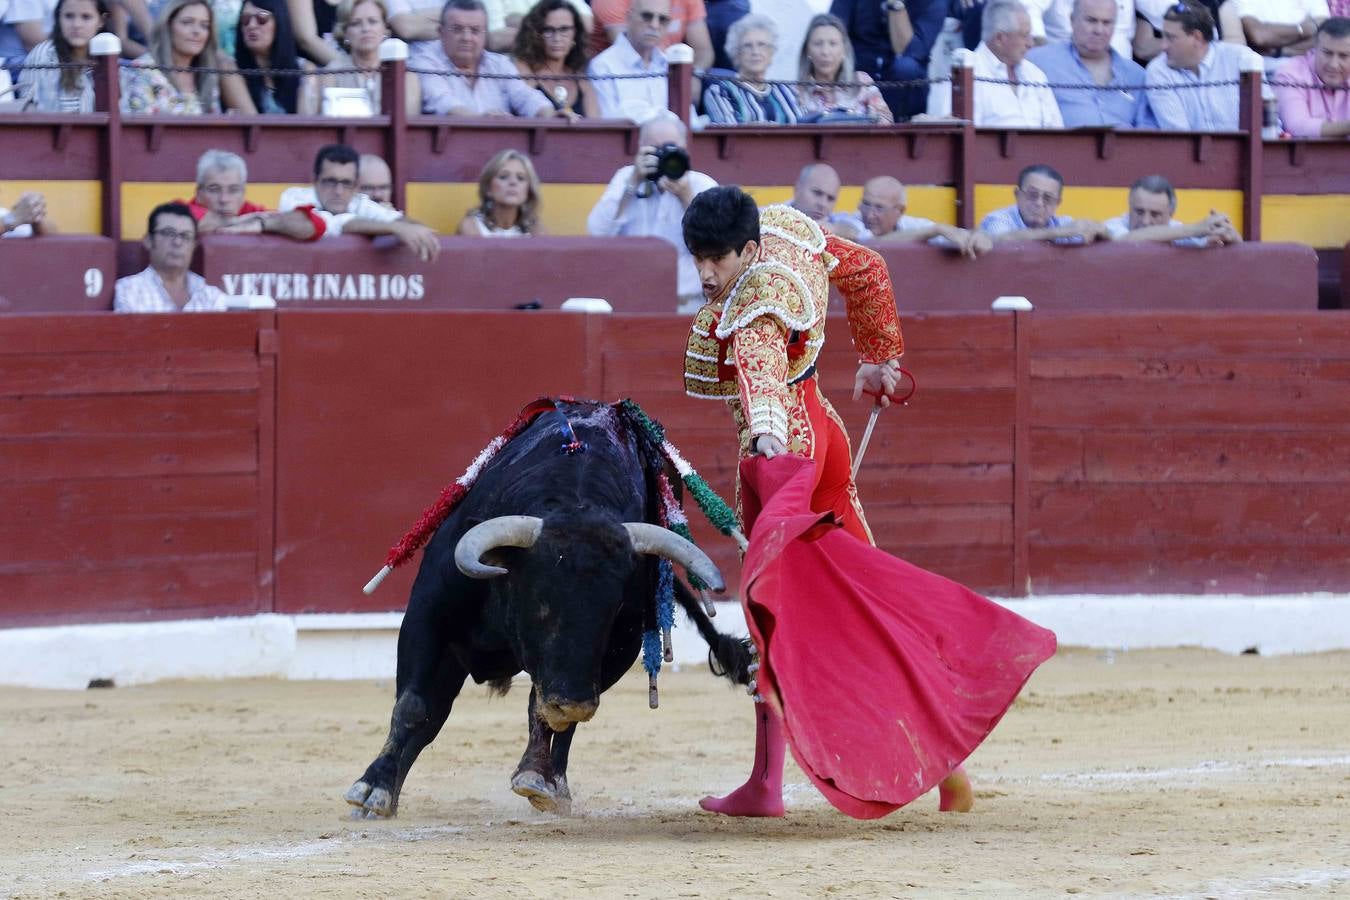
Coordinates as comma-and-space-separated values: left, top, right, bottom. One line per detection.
974, 184, 1247, 233
1262, 194, 1350, 247
1, 180, 101, 234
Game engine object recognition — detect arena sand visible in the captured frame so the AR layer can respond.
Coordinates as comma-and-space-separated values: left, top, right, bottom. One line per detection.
2, 648, 1348, 899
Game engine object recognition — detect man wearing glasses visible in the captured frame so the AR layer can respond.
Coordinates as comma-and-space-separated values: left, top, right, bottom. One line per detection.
180, 149, 325, 241
979, 163, 1112, 243
114, 203, 230, 313
279, 144, 441, 262
588, 0, 674, 119
590, 0, 714, 71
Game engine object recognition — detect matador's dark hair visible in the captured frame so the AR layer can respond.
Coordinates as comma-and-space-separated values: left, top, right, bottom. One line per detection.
682, 186, 760, 258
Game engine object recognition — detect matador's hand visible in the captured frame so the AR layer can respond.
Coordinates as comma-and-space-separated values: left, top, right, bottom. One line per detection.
853, 359, 902, 407
753, 435, 788, 458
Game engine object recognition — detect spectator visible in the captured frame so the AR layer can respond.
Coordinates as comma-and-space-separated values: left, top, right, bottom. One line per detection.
457, 148, 544, 235
16, 0, 109, 112
484, 0, 590, 53
786, 162, 842, 224
358, 153, 394, 206
590, 0, 714, 72
829, 0, 947, 120
279, 143, 441, 260
420, 0, 556, 116
586, 110, 717, 311
705, 0, 746, 70
588, 0, 670, 120
1, 0, 53, 74
797, 12, 893, 123
980, 163, 1111, 242
320, 0, 421, 116
1137, 0, 1220, 61
703, 13, 802, 123
234, 0, 318, 112
833, 175, 992, 256
1145, 1, 1247, 131
1273, 16, 1350, 136
282, 0, 340, 65
1104, 174, 1243, 245
121, 0, 257, 113
513, 0, 598, 119
0, 190, 52, 237
180, 148, 325, 238
1221, 0, 1327, 62
1041, 0, 1138, 59
114, 202, 230, 312
927, 0, 1064, 127
1027, 0, 1150, 127
386, 0, 444, 68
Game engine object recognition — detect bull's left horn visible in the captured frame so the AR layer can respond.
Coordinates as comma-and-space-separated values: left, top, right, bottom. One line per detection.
623, 523, 726, 593
454, 515, 543, 579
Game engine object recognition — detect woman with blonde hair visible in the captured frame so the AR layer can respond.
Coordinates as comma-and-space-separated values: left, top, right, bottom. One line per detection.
121, 0, 257, 113
457, 149, 545, 237
318, 0, 421, 115
796, 13, 891, 124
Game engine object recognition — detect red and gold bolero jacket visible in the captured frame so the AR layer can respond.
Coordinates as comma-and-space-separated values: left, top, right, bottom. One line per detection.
683, 205, 904, 445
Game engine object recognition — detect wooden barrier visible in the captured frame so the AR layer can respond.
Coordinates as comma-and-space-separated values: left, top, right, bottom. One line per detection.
0, 236, 117, 312
4, 309, 1350, 628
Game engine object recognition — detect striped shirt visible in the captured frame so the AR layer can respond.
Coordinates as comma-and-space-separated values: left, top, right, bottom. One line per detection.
703, 77, 802, 124
113, 267, 229, 313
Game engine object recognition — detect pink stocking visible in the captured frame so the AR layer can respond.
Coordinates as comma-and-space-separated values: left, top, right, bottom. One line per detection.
699, 703, 786, 817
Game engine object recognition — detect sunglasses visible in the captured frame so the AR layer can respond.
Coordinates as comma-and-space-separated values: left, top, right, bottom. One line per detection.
240, 10, 273, 26
638, 11, 672, 25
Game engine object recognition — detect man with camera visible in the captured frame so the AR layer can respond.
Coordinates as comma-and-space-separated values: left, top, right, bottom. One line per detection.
586, 110, 717, 312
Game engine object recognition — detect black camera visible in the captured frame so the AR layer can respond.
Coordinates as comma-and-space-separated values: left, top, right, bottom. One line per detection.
636, 143, 691, 197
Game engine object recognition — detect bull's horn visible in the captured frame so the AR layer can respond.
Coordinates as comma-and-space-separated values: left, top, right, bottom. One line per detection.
454, 516, 543, 579
623, 523, 726, 593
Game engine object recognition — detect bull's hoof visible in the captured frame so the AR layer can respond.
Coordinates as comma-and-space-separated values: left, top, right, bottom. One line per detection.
344, 780, 396, 818
511, 770, 572, 815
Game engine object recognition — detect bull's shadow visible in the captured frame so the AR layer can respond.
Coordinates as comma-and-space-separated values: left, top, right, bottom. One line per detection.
346, 400, 751, 818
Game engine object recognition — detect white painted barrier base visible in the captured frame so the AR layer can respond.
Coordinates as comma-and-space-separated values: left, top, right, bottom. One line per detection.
2, 594, 1348, 689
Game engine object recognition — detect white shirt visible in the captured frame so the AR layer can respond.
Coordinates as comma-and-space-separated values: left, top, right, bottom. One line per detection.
1145, 42, 1246, 131
587, 32, 668, 121
928, 42, 1064, 128
829, 212, 938, 242
1041, 0, 1136, 60
0, 205, 33, 238
1231, 0, 1329, 24
114, 267, 229, 312
586, 165, 717, 299
278, 186, 402, 236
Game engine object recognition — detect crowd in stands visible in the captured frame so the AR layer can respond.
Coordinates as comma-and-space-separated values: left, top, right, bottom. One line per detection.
2, 0, 1343, 134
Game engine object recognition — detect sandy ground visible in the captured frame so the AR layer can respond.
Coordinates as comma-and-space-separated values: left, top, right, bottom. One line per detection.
2, 648, 1348, 899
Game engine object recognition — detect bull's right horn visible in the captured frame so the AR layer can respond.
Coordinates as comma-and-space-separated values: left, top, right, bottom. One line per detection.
454, 516, 543, 579
623, 523, 726, 593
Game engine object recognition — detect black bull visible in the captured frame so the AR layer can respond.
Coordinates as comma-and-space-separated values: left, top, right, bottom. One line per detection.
346, 401, 752, 817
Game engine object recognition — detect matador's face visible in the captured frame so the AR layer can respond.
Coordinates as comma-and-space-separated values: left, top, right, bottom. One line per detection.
693, 240, 759, 303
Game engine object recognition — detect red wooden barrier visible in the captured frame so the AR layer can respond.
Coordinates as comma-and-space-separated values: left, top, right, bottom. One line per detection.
0, 236, 117, 312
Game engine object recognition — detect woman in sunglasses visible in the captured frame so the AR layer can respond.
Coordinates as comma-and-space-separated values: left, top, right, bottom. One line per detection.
512, 0, 598, 118
234, 0, 318, 113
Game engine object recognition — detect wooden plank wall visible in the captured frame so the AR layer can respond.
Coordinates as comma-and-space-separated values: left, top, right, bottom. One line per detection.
0, 314, 273, 627
1027, 312, 1350, 593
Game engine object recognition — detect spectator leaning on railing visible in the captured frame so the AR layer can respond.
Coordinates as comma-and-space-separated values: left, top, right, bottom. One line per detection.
234, 0, 318, 112
588, 0, 670, 120
457, 148, 545, 235
16, 0, 109, 111
179, 148, 325, 239
419, 0, 556, 116
830, 0, 947, 121
319, 0, 422, 115
796, 12, 893, 123
120, 0, 257, 113
1273, 15, 1350, 136
1104, 174, 1243, 245
1145, 1, 1247, 130
0, 190, 54, 237
832, 175, 992, 257
927, 0, 1064, 127
1026, 0, 1152, 127
512, 0, 598, 118
702, 13, 801, 124
981, 163, 1111, 243
279, 143, 441, 260
114, 202, 230, 312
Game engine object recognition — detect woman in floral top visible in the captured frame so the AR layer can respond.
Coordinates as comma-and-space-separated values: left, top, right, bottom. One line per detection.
795, 13, 892, 124
120, 0, 256, 113
18, 0, 111, 112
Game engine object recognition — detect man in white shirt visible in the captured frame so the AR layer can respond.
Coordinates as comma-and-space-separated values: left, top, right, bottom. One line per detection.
927, 0, 1065, 128
832, 175, 992, 257
278, 144, 441, 262
418, 0, 557, 116
588, 0, 670, 120
114, 202, 230, 313
1105, 174, 1243, 246
586, 110, 716, 311
1223, 0, 1328, 62
1145, 1, 1248, 131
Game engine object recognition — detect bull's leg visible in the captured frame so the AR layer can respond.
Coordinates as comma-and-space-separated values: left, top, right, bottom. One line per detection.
345, 631, 466, 819
510, 687, 575, 814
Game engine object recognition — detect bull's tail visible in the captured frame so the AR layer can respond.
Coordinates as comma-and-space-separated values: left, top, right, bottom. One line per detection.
672, 581, 754, 686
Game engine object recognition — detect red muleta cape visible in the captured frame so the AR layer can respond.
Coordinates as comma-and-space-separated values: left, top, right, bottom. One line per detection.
738, 454, 1057, 819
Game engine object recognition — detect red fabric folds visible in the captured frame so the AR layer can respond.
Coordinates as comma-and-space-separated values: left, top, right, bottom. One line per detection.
738, 454, 1057, 819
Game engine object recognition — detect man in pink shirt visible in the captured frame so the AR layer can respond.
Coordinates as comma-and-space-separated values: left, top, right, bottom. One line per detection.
1274, 17, 1350, 137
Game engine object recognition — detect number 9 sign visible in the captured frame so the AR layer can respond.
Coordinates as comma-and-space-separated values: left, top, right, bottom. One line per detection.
83, 268, 104, 298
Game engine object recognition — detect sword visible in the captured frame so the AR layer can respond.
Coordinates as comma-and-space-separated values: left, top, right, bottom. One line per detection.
851, 368, 918, 481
